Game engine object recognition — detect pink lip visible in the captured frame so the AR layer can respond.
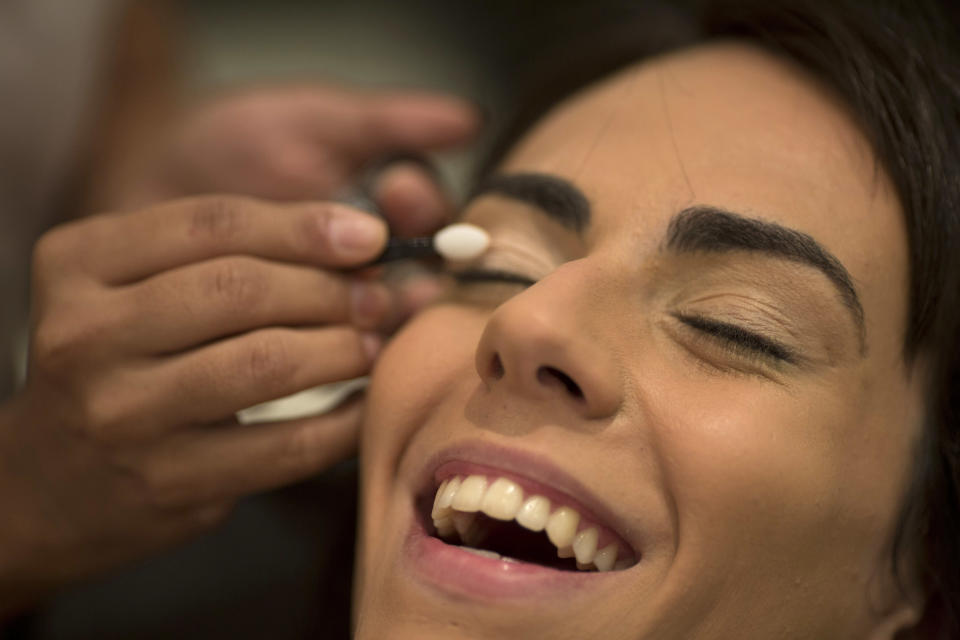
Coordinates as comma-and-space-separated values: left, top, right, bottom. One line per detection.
404, 515, 613, 600
400, 439, 642, 599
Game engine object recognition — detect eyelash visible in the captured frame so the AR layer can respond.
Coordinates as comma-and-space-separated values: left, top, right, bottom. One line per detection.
451, 270, 795, 365
674, 313, 796, 364
450, 268, 537, 287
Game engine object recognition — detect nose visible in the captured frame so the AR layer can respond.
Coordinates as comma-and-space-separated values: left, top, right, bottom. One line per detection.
474, 268, 622, 420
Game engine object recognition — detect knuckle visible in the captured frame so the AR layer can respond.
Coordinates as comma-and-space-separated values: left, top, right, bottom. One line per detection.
187, 196, 251, 243
144, 479, 182, 511
31, 226, 74, 277
241, 331, 298, 390
31, 310, 113, 376
296, 201, 337, 251
31, 321, 66, 370
314, 272, 348, 310
205, 258, 266, 311
140, 464, 190, 510
279, 424, 322, 476
75, 390, 129, 441
32, 320, 81, 375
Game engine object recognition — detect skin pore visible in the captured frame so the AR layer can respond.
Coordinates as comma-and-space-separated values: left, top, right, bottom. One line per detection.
354, 42, 926, 639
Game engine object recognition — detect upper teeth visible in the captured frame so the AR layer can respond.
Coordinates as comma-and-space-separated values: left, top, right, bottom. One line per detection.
431, 474, 625, 572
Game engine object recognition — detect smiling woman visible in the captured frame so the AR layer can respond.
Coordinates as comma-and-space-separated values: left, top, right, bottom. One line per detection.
352, 1, 960, 638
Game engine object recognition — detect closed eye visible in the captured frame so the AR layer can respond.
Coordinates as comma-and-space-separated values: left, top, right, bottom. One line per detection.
673, 313, 796, 364
450, 268, 537, 287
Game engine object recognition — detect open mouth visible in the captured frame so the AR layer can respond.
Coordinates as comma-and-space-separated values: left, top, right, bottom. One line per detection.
422, 471, 638, 573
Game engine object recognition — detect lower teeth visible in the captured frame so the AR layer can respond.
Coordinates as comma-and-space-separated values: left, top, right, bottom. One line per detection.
457, 546, 518, 563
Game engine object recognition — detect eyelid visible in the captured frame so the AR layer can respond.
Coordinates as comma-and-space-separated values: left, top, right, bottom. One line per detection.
450, 268, 536, 287
673, 312, 798, 364
446, 234, 557, 281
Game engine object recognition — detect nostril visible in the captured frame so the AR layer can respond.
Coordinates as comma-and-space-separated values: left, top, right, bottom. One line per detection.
489, 353, 505, 380
537, 366, 584, 400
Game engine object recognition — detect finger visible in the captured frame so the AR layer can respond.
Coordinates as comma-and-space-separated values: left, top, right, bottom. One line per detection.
381, 270, 446, 333
146, 395, 362, 506
301, 90, 480, 158
229, 142, 354, 203
118, 256, 392, 354
395, 272, 446, 319
146, 327, 380, 429
74, 196, 388, 283
355, 92, 481, 154
371, 161, 455, 237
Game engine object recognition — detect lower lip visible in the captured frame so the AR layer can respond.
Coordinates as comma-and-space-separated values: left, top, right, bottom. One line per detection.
403, 517, 613, 601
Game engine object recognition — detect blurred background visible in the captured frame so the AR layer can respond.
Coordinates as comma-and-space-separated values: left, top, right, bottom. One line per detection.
173, 0, 697, 190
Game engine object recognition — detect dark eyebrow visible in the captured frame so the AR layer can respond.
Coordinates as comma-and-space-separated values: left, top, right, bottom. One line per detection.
471, 172, 591, 233
666, 206, 866, 350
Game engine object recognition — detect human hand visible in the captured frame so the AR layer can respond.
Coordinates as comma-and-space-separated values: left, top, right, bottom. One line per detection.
97, 84, 479, 219
0, 195, 403, 609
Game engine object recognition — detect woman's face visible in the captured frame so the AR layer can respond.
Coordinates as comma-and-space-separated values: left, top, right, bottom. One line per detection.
354, 44, 925, 639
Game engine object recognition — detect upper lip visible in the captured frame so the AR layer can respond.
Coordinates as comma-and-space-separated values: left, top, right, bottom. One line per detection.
415, 439, 642, 560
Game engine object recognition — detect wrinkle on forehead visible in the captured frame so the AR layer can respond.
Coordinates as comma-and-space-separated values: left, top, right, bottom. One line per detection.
566, 61, 646, 185
503, 42, 909, 363
656, 66, 696, 203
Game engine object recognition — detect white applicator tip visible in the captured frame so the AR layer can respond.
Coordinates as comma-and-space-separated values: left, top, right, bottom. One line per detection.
432, 223, 490, 261
370, 223, 490, 265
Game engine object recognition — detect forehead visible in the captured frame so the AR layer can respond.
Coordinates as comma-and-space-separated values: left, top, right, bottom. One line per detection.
500, 42, 910, 357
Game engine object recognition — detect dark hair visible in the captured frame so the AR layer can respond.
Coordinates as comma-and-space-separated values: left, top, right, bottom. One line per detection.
702, 4, 960, 637
480, 1, 960, 636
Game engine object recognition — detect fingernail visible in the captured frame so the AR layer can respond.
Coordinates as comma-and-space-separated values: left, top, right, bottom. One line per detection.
329, 209, 386, 255
361, 332, 382, 362
350, 281, 390, 328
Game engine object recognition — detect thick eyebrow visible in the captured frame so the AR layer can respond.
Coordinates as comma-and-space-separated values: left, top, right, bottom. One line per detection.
467, 175, 865, 350
666, 206, 866, 349
471, 172, 591, 233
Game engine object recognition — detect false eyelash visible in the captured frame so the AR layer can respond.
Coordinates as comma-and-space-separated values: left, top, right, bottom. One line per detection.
450, 268, 537, 287
674, 313, 796, 364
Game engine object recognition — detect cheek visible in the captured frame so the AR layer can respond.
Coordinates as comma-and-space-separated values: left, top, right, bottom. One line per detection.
646, 367, 902, 604
358, 305, 487, 596
664, 393, 831, 558
362, 304, 487, 481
